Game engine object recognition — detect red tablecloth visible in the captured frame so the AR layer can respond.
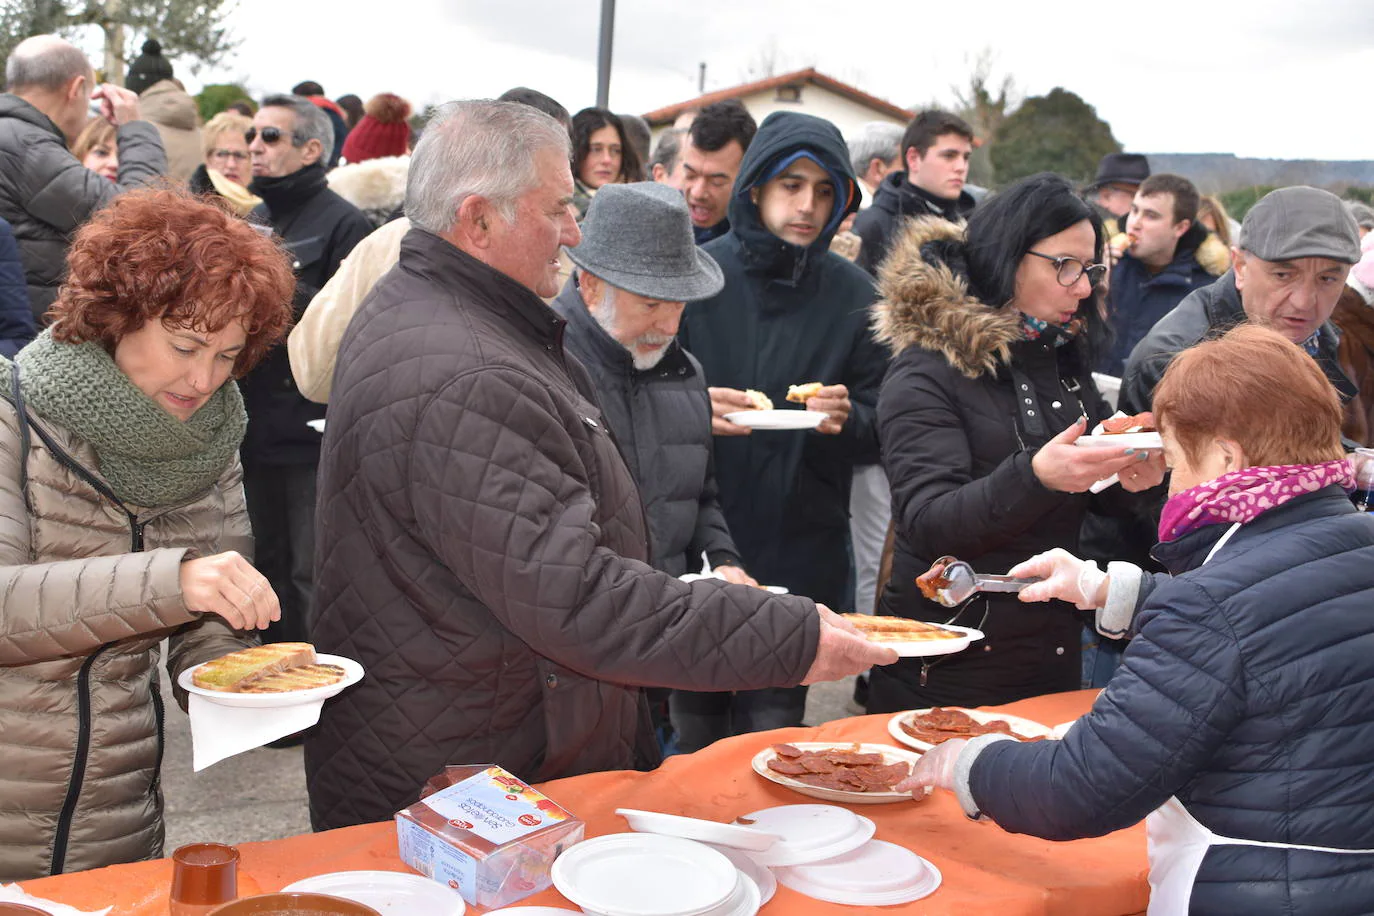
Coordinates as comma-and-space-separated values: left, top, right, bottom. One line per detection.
21, 689, 1147, 915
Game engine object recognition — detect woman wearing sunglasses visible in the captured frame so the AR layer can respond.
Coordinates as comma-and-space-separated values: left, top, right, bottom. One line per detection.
865, 172, 1165, 715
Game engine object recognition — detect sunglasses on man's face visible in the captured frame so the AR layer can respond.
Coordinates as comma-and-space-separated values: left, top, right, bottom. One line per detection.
244, 126, 288, 145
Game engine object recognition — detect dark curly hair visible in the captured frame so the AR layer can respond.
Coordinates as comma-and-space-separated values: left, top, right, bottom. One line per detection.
47, 188, 296, 377
570, 107, 644, 184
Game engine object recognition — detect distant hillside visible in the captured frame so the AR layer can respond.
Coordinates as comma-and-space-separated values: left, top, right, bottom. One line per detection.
1145, 154, 1374, 194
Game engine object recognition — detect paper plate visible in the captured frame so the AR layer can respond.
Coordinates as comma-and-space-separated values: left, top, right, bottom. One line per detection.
887, 707, 1055, 753
307, 419, 326, 433
616, 809, 778, 851
1074, 431, 1163, 449
750, 743, 922, 805
178, 654, 364, 709
722, 410, 826, 430
283, 870, 465, 914
774, 840, 942, 906
864, 624, 984, 658
484, 909, 581, 915
703, 844, 775, 908
732, 805, 875, 868
678, 573, 788, 595
550, 833, 738, 916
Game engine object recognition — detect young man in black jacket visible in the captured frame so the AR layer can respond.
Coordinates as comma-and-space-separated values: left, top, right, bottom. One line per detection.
853, 109, 976, 276
243, 93, 371, 652
674, 111, 888, 749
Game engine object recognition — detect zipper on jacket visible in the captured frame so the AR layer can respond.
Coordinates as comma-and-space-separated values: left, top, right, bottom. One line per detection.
48, 642, 112, 875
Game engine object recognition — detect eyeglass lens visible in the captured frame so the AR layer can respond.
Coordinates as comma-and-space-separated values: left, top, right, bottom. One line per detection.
1055, 258, 1107, 287
244, 127, 284, 145
211, 150, 249, 161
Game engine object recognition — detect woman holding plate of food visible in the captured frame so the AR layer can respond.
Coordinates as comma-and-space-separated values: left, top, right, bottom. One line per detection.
903, 324, 1374, 914
865, 172, 1165, 714
0, 188, 294, 879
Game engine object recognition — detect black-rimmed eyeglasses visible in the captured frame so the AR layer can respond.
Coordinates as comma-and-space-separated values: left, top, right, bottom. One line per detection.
1027, 251, 1108, 287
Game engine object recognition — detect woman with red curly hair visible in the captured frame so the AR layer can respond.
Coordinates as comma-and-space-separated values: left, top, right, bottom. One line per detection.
0, 188, 295, 879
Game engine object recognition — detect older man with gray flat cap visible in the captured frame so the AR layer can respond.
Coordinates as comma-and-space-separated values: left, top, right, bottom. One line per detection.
1122, 186, 1363, 414
307, 101, 896, 829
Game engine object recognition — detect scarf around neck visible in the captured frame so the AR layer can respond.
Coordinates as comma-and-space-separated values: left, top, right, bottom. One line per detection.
1158, 459, 1355, 543
1021, 312, 1085, 346
250, 161, 328, 214
6, 330, 246, 508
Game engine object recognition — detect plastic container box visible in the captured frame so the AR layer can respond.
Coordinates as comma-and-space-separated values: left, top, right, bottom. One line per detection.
395, 764, 584, 910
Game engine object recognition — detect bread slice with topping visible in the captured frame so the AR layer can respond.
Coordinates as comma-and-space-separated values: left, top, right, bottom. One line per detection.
191, 643, 317, 692
237, 663, 346, 694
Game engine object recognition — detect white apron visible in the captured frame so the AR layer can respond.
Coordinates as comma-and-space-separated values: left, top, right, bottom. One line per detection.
1145, 523, 1374, 914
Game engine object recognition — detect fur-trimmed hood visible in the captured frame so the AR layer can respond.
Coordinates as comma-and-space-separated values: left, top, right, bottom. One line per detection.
327, 155, 409, 226
871, 217, 1021, 379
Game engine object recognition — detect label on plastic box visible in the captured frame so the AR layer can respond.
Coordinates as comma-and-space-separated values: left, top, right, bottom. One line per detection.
420, 765, 572, 846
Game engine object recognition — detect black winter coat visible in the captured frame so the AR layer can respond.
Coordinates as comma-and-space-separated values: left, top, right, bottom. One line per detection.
243, 164, 371, 465
0, 218, 34, 358
868, 218, 1132, 711
1121, 270, 1357, 414
552, 279, 741, 575
679, 111, 887, 610
852, 170, 976, 277
0, 95, 166, 324
969, 488, 1374, 915
307, 230, 820, 828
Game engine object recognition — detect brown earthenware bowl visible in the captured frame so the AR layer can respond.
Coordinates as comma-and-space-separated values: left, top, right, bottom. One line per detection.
207, 892, 382, 916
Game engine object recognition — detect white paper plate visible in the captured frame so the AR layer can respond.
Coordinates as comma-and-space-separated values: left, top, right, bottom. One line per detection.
703, 844, 775, 908
1074, 431, 1163, 449
283, 870, 465, 914
774, 840, 942, 906
887, 707, 1055, 753
307, 419, 326, 432
722, 409, 826, 430
732, 805, 875, 868
616, 809, 778, 852
178, 653, 364, 709
750, 743, 922, 805
485, 909, 582, 915
677, 573, 788, 595
864, 624, 984, 658
551, 833, 738, 916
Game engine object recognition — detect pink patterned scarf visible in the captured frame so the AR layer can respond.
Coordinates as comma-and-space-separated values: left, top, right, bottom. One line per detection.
1158, 460, 1356, 543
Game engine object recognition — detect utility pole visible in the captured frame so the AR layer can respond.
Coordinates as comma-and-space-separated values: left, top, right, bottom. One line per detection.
595, 0, 615, 109
698, 62, 706, 94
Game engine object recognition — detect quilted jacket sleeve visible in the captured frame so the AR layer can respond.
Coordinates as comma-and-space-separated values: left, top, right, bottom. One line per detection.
966, 577, 1246, 838
0, 405, 198, 665
881, 350, 1069, 560
409, 366, 820, 691
165, 459, 257, 711
17, 121, 165, 236
289, 218, 407, 404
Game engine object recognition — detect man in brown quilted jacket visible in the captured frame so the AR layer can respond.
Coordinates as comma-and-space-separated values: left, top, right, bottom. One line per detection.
305, 100, 896, 829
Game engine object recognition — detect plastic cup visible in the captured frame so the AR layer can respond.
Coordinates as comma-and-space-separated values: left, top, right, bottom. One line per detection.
170, 842, 240, 916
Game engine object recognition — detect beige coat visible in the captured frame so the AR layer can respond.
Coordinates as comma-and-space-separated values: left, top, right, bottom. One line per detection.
0, 396, 251, 880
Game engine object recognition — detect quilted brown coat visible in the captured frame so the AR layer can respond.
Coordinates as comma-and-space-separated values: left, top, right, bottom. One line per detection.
306, 229, 822, 829
0, 392, 251, 880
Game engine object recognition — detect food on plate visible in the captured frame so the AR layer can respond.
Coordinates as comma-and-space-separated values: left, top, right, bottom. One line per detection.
765, 743, 911, 792
916, 555, 957, 601
840, 613, 963, 642
786, 382, 823, 403
237, 663, 346, 693
744, 388, 773, 410
191, 642, 329, 692
899, 707, 1047, 746
1099, 411, 1157, 434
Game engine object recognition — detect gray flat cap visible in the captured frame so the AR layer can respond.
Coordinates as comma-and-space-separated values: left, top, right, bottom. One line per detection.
1239, 186, 1362, 264
566, 182, 724, 302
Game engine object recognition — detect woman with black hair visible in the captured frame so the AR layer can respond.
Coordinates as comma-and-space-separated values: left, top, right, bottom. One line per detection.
866, 172, 1165, 713
570, 107, 643, 219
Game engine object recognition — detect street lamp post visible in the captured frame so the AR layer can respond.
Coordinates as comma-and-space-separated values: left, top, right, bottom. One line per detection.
595, 0, 615, 109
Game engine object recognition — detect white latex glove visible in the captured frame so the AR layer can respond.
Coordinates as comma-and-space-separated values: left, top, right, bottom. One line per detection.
895, 737, 967, 795
1007, 548, 1107, 610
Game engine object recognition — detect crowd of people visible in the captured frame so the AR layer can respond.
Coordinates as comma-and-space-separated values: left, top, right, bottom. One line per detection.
0, 30, 1371, 914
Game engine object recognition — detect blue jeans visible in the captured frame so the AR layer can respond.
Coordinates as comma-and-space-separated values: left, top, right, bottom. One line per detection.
1081, 624, 1126, 688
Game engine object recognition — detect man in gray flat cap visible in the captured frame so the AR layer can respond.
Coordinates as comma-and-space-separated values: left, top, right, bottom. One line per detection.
1122, 186, 1363, 414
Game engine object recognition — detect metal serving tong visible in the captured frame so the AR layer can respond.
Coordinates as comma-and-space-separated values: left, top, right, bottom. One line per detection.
922, 556, 1042, 608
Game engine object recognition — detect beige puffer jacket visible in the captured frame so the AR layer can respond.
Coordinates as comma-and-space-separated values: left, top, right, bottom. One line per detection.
0, 395, 252, 881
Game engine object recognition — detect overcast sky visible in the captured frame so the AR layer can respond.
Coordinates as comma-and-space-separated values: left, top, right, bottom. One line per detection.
154, 0, 1372, 161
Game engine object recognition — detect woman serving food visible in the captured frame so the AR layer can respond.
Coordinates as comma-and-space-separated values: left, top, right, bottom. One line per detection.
866, 173, 1164, 713
0, 188, 294, 879
904, 325, 1374, 915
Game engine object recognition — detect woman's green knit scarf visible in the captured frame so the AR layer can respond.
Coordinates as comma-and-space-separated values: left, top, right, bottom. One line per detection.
3, 331, 246, 508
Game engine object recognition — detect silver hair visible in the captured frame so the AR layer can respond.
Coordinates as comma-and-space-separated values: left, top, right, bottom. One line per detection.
260, 93, 333, 155
650, 128, 685, 174
5, 35, 91, 93
406, 100, 571, 233
847, 121, 904, 177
